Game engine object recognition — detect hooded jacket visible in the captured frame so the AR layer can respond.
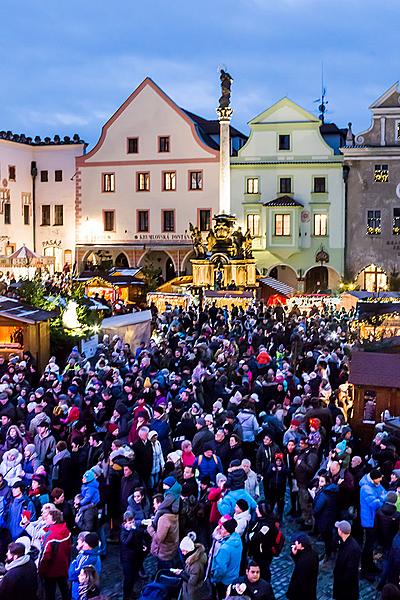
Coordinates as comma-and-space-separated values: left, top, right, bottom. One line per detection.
211, 531, 242, 585
80, 478, 100, 507
38, 521, 72, 578
68, 548, 102, 600
313, 483, 339, 534
374, 501, 400, 550
359, 473, 385, 528
237, 409, 259, 442
287, 544, 319, 600
147, 511, 179, 561
0, 450, 23, 485
218, 488, 257, 517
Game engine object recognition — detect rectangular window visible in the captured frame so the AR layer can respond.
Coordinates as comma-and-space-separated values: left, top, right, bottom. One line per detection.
55, 170, 63, 182
162, 210, 175, 232
247, 214, 261, 237
23, 204, 30, 225
54, 205, 64, 226
367, 210, 381, 235
127, 137, 138, 154
102, 173, 115, 192
103, 210, 115, 232
374, 164, 389, 183
189, 171, 203, 190
278, 134, 291, 151
274, 213, 291, 236
41, 205, 51, 226
159, 136, 170, 152
8, 166, 16, 181
199, 209, 211, 232
137, 210, 149, 233
363, 390, 377, 423
163, 171, 176, 191
4, 203, 11, 225
393, 208, 400, 235
246, 177, 259, 194
137, 172, 150, 191
279, 177, 292, 194
314, 177, 326, 193
314, 213, 328, 236
40, 170, 48, 182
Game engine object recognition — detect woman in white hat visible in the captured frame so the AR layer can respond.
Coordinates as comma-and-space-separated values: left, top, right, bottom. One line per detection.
171, 532, 209, 600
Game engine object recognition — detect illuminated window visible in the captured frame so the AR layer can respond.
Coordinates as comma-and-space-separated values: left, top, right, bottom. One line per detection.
314, 177, 326, 193
54, 205, 64, 226
247, 214, 261, 237
162, 210, 175, 232
394, 208, 400, 235
246, 178, 259, 194
137, 210, 149, 232
199, 209, 211, 232
189, 171, 203, 190
163, 172, 176, 191
159, 136, 170, 152
367, 210, 381, 235
314, 213, 328, 236
374, 164, 389, 183
137, 172, 150, 191
41, 205, 51, 226
102, 173, 115, 192
274, 214, 291, 236
127, 137, 138, 154
55, 170, 63, 182
104, 210, 115, 232
278, 134, 290, 150
362, 264, 387, 292
279, 177, 292, 194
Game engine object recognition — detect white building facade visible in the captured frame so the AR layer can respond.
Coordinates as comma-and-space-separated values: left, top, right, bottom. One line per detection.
0, 133, 85, 271
76, 78, 244, 279
230, 98, 345, 292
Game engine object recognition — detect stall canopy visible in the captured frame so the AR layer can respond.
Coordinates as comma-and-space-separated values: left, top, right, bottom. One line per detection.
356, 301, 400, 319
349, 351, 400, 388
101, 310, 152, 348
259, 277, 295, 296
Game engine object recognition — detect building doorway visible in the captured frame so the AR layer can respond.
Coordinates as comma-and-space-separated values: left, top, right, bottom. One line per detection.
305, 266, 328, 292
115, 252, 129, 268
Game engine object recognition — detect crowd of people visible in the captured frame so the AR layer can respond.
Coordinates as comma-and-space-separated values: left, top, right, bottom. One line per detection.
0, 298, 398, 600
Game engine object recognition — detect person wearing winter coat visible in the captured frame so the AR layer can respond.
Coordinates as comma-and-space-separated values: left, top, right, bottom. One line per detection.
0, 541, 38, 600
218, 485, 257, 517
360, 468, 385, 577
193, 444, 223, 483
0, 449, 23, 486
68, 532, 101, 600
287, 533, 319, 600
51, 441, 73, 499
333, 520, 361, 600
74, 494, 98, 533
210, 517, 242, 599
247, 502, 278, 582
294, 438, 319, 528
192, 418, 215, 455
147, 492, 179, 567
120, 511, 147, 600
265, 453, 288, 520
34, 421, 56, 472
236, 403, 259, 446
375, 491, 400, 552
22, 444, 41, 485
149, 430, 165, 491
149, 406, 171, 454
7, 480, 36, 540
80, 470, 100, 507
312, 472, 339, 561
255, 433, 280, 479
127, 487, 151, 526
38, 508, 72, 600
174, 535, 209, 600
234, 499, 251, 536
242, 459, 261, 500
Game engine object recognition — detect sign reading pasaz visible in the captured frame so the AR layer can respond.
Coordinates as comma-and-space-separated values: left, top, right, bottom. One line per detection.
134, 233, 191, 241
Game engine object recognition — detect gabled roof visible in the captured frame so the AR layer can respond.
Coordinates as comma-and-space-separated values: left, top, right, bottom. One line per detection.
263, 196, 304, 207
349, 351, 400, 388
249, 97, 320, 125
369, 82, 399, 109
0, 296, 57, 324
259, 276, 295, 296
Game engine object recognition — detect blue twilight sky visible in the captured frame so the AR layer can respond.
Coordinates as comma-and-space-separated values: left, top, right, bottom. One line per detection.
1, 0, 399, 147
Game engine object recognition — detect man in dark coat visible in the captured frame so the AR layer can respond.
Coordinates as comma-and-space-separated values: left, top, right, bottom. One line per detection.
120, 463, 142, 512
294, 438, 319, 528
192, 418, 214, 455
0, 541, 38, 600
287, 533, 319, 600
333, 520, 361, 600
132, 426, 153, 487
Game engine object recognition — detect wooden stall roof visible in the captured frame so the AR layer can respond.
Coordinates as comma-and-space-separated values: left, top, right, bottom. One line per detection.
349, 351, 400, 388
259, 276, 295, 297
0, 296, 57, 324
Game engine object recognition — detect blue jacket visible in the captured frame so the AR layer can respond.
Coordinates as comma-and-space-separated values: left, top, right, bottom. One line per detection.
313, 483, 339, 534
211, 532, 242, 585
80, 479, 100, 507
217, 489, 257, 517
193, 454, 223, 483
360, 473, 385, 528
7, 495, 36, 540
68, 548, 101, 600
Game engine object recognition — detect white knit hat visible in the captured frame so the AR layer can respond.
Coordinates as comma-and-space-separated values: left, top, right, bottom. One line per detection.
179, 531, 196, 552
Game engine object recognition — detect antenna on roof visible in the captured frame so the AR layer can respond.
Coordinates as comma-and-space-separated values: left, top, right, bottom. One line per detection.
314, 61, 328, 123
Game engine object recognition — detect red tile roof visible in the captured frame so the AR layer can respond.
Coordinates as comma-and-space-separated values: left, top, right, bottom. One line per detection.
349, 352, 400, 388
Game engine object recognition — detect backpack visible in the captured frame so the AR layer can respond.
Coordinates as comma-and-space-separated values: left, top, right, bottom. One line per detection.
198, 454, 218, 466
271, 521, 285, 556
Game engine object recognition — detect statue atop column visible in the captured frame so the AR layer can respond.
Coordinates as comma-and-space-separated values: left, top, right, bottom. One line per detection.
219, 69, 233, 109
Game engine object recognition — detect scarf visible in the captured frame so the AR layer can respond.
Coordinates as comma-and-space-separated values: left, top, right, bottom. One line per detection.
53, 448, 71, 466
5, 554, 30, 571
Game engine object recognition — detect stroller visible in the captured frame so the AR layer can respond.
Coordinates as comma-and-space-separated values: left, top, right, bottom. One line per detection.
139, 569, 182, 600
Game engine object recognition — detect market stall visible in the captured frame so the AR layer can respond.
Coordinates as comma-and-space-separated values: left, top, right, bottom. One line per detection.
339, 291, 400, 312
147, 292, 191, 313
258, 276, 295, 306
204, 290, 254, 310
101, 310, 152, 348
287, 293, 340, 315
351, 301, 400, 341
0, 245, 54, 279
81, 269, 144, 305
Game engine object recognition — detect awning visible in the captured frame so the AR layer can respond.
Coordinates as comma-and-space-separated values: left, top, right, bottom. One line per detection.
259, 276, 295, 297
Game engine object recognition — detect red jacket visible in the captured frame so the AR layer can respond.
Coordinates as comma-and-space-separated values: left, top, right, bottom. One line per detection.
38, 522, 72, 578
208, 487, 223, 524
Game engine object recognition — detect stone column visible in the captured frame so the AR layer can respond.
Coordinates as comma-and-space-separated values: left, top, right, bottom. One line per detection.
216, 106, 233, 214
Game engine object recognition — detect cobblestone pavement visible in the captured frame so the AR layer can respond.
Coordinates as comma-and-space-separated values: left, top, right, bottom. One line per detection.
99, 515, 380, 600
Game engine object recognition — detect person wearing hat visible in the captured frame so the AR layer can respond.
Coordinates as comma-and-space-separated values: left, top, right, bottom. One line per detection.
148, 430, 165, 492
333, 520, 361, 600
210, 516, 242, 598
80, 470, 100, 507
359, 467, 385, 578
172, 532, 209, 600
192, 417, 215, 456
34, 421, 56, 473
68, 532, 101, 600
0, 541, 38, 600
287, 533, 319, 600
6, 480, 36, 541
193, 443, 223, 484
149, 405, 171, 455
